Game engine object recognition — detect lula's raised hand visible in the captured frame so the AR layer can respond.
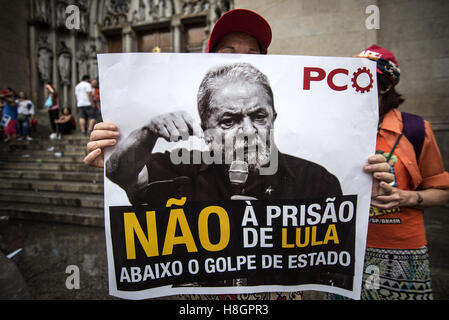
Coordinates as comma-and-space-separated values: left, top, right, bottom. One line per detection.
147, 111, 204, 142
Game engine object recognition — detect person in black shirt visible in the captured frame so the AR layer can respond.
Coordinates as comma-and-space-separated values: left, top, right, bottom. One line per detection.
128, 149, 342, 205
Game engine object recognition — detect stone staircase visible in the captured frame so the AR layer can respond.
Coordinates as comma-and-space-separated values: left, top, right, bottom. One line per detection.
0, 132, 104, 226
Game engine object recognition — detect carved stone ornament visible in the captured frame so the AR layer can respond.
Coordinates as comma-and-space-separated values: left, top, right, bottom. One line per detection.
148, 0, 174, 20
57, 41, 72, 85
79, 10, 90, 34
55, 0, 70, 28
75, 0, 89, 10
76, 45, 89, 82
103, 0, 131, 26
33, 0, 53, 25
86, 40, 99, 79
37, 35, 53, 83
215, 0, 231, 16
181, 0, 210, 15
132, 0, 147, 23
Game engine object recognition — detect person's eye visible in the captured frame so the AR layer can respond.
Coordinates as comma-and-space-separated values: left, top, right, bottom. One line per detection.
253, 113, 267, 123
220, 118, 234, 128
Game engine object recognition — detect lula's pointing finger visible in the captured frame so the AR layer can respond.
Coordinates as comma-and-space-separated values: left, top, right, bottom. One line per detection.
181, 112, 204, 138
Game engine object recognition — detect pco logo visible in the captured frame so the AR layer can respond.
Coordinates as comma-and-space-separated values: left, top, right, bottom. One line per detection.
303, 67, 374, 93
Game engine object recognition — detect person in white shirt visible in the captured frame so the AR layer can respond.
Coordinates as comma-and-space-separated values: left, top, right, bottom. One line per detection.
17, 91, 35, 141
74, 75, 96, 134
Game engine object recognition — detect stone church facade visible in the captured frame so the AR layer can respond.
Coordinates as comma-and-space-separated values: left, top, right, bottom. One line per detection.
15, 0, 233, 111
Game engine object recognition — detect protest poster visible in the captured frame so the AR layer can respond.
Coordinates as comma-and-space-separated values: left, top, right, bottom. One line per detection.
98, 52, 378, 300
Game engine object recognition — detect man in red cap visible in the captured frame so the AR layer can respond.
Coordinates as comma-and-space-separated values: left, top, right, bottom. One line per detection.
206, 9, 272, 54
84, 9, 394, 300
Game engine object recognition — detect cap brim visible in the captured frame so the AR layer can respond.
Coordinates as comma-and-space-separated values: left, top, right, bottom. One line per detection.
206, 9, 272, 54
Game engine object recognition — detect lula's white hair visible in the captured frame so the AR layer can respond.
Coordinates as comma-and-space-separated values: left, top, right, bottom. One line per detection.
197, 62, 275, 126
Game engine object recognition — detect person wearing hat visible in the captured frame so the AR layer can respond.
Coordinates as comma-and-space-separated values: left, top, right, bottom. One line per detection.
205, 8, 272, 54
343, 45, 449, 300
84, 10, 395, 300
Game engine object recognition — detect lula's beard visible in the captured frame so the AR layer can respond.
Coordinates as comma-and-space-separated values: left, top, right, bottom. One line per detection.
207, 131, 272, 174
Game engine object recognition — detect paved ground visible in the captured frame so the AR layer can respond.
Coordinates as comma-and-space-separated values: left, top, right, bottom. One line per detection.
0, 219, 111, 299
0, 205, 448, 300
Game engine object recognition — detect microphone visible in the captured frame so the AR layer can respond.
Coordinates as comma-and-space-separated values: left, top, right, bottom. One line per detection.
229, 161, 257, 200
229, 161, 252, 287
229, 160, 249, 185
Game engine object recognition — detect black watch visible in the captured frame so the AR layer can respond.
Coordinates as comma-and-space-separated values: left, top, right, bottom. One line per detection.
416, 192, 423, 206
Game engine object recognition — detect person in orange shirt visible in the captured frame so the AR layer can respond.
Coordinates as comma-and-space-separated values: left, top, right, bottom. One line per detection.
354, 45, 449, 300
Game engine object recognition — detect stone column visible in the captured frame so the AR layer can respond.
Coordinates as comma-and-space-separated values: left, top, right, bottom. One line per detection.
50, 0, 59, 90
70, 34, 77, 109
122, 23, 136, 52
29, 23, 39, 107
171, 16, 182, 53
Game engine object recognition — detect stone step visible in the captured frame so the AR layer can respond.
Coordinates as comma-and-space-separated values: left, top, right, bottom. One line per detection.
2, 135, 88, 147
0, 189, 104, 209
0, 143, 87, 152
2, 149, 85, 157
0, 169, 103, 183
0, 154, 86, 163
0, 178, 103, 194
0, 202, 103, 227
27, 130, 89, 140
14, 132, 88, 142
0, 161, 101, 172
19, 133, 90, 143
0, 127, 105, 227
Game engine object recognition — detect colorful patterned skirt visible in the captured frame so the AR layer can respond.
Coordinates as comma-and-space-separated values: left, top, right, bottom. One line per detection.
361, 246, 433, 300
329, 246, 433, 300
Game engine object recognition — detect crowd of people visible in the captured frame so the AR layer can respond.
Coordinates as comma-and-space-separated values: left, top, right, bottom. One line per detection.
0, 75, 101, 151
0, 87, 36, 151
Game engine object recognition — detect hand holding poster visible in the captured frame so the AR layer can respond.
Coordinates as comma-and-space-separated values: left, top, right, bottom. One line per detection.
98, 53, 378, 300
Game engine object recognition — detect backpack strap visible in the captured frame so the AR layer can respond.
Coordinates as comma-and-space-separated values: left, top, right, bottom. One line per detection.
401, 112, 425, 161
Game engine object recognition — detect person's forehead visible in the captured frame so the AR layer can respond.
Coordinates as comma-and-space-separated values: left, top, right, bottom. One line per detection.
215, 32, 260, 49
211, 81, 271, 110
215, 79, 266, 96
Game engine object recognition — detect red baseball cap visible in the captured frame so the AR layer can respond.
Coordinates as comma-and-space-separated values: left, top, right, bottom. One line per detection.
356, 44, 399, 67
206, 9, 272, 54
356, 44, 401, 84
